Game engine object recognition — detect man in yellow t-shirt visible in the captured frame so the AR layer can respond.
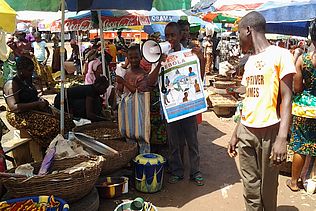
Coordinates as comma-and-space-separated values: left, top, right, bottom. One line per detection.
106, 40, 117, 63
227, 12, 296, 211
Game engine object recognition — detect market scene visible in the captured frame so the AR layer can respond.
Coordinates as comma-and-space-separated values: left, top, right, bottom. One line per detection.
0, 0, 315, 210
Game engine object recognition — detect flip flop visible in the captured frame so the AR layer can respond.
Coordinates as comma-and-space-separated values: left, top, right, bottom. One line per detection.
286, 179, 300, 192
168, 175, 183, 184
191, 176, 205, 186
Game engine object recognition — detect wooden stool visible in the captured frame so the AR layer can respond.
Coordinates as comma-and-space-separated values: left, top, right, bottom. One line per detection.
2, 137, 32, 167
2, 130, 44, 167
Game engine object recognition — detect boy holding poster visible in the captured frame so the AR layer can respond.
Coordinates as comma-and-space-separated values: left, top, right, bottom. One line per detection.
163, 22, 206, 186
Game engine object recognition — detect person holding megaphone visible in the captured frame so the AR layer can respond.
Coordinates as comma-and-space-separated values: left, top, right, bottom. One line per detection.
161, 22, 206, 186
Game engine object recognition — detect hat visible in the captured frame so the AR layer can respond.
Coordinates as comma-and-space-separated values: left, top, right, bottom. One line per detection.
16, 23, 29, 34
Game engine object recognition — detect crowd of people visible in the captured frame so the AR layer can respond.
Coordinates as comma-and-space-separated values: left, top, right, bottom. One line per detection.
0, 10, 315, 211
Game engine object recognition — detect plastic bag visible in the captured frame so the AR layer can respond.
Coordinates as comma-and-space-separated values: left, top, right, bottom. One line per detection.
118, 91, 151, 144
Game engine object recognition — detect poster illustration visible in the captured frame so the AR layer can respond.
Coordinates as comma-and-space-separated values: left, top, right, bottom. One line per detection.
159, 49, 207, 123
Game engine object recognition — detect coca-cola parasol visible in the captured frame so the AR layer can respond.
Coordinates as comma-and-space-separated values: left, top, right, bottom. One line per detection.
52, 10, 150, 32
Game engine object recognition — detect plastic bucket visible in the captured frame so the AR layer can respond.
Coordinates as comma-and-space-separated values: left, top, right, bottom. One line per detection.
133, 153, 165, 193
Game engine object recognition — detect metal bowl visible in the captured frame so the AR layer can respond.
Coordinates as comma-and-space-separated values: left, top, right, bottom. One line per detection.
95, 177, 128, 199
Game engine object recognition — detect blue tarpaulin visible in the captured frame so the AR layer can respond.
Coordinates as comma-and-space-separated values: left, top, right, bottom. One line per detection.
257, 0, 316, 37
144, 24, 166, 40
266, 21, 310, 37
258, 0, 316, 22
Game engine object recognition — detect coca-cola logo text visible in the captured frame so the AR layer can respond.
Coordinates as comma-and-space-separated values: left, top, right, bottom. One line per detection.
64, 16, 148, 31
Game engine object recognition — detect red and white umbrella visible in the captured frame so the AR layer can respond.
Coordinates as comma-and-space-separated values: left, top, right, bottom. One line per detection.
213, 0, 266, 12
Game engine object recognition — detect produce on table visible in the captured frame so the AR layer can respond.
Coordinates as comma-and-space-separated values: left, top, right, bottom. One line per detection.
0, 196, 60, 211
83, 128, 122, 140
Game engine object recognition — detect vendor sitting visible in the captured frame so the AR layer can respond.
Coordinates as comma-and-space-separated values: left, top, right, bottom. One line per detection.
3, 56, 75, 146
54, 76, 110, 122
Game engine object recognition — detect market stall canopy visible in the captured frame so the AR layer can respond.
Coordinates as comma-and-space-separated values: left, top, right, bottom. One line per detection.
61, 10, 150, 31
257, 0, 316, 22
257, 0, 316, 37
203, 12, 237, 24
265, 21, 310, 37
6, 0, 60, 11
6, 0, 192, 11
17, 11, 62, 22
265, 33, 306, 40
212, 0, 265, 12
0, 0, 17, 33
65, 0, 192, 11
190, 0, 216, 14
145, 8, 187, 23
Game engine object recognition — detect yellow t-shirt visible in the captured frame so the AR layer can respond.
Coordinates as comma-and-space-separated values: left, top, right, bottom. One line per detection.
241, 45, 296, 128
108, 43, 117, 63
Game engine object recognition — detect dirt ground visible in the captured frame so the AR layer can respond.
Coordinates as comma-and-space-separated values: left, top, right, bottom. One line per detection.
1, 44, 315, 210
99, 111, 316, 211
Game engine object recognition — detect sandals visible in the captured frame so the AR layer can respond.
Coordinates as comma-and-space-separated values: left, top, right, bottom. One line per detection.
286, 179, 300, 192
191, 176, 205, 186
168, 175, 183, 184
168, 174, 205, 186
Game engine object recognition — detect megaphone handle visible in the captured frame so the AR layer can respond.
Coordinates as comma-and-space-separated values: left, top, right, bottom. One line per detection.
161, 67, 167, 94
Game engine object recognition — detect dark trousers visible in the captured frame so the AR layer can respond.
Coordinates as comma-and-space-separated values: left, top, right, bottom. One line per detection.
237, 123, 280, 211
167, 116, 201, 178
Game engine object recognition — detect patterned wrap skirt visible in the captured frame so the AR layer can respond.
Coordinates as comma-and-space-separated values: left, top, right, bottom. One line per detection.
289, 115, 316, 156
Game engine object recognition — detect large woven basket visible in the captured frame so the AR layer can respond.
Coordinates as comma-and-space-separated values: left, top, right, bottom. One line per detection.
0, 155, 104, 203
73, 122, 138, 175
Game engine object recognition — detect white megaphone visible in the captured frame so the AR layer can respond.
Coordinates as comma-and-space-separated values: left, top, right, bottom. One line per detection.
141, 40, 171, 63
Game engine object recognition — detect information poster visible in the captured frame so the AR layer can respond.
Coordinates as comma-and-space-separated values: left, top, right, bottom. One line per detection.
159, 49, 207, 123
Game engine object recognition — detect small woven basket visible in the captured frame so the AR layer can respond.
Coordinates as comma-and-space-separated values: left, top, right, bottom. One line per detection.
0, 155, 104, 203
73, 122, 138, 175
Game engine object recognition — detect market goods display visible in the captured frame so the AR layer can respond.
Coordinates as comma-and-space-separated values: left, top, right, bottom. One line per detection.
208, 94, 238, 116
214, 75, 231, 82
83, 128, 122, 140
74, 122, 138, 175
6, 108, 75, 148
73, 121, 123, 141
54, 75, 85, 91
94, 139, 137, 175
208, 94, 238, 107
0, 195, 69, 211
213, 81, 236, 89
0, 156, 104, 203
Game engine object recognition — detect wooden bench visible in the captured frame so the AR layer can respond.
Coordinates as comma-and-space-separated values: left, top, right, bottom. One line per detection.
2, 138, 32, 167
0, 116, 43, 167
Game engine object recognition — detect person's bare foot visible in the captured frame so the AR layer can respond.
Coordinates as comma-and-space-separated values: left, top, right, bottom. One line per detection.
286, 179, 300, 192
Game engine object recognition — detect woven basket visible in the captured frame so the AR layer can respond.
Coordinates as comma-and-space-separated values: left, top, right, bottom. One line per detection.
73, 122, 138, 175
0, 155, 104, 203
213, 81, 236, 89
214, 75, 231, 82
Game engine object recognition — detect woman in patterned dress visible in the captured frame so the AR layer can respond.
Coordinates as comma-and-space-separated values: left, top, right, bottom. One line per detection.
287, 19, 316, 191
4, 57, 74, 148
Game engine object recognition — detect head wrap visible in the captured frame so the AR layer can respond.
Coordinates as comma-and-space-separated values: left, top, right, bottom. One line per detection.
88, 58, 102, 73
85, 58, 102, 85
16, 23, 29, 34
